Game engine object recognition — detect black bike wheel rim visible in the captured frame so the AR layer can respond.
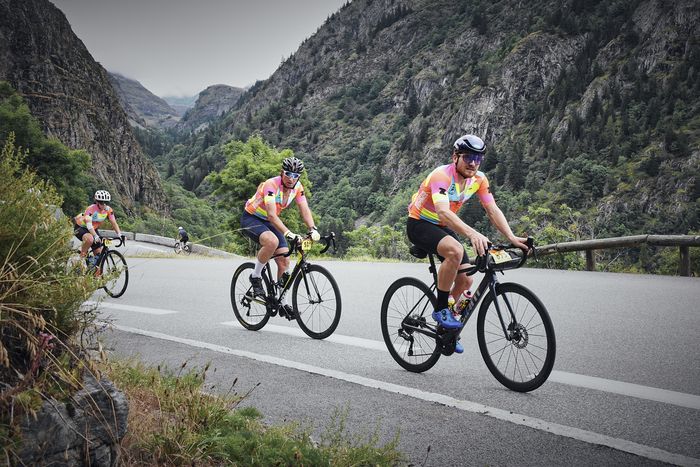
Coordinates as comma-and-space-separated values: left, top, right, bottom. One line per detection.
102, 250, 128, 298
230, 263, 270, 330
477, 283, 556, 392
381, 277, 441, 373
292, 264, 341, 339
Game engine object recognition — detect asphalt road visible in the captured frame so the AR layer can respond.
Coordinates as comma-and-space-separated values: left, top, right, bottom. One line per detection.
95, 241, 700, 466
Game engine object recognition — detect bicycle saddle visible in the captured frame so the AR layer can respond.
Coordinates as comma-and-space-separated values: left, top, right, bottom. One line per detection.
409, 245, 428, 259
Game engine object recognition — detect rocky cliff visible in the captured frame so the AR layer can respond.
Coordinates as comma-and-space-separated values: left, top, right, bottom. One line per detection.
0, 0, 167, 213
179, 84, 244, 133
108, 72, 180, 129
197, 0, 698, 237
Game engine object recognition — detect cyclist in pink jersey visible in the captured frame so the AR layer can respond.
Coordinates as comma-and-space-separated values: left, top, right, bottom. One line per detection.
73, 189, 125, 262
240, 157, 320, 313
407, 134, 527, 351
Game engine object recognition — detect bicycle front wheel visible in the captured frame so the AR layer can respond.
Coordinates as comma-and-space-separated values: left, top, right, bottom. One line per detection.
292, 264, 341, 339
230, 262, 271, 330
174, 242, 181, 254
477, 282, 556, 392
101, 250, 129, 298
380, 277, 441, 373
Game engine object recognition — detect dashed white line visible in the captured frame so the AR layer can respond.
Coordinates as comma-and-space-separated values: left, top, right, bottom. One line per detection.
112, 324, 700, 467
87, 301, 177, 315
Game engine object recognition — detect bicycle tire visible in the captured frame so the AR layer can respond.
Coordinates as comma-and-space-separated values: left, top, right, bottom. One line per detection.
183, 244, 192, 255
476, 282, 556, 392
292, 264, 341, 339
230, 262, 271, 330
380, 277, 441, 373
100, 250, 129, 298
174, 242, 181, 254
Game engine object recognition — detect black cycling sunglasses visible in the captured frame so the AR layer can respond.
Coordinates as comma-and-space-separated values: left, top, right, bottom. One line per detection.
456, 151, 484, 164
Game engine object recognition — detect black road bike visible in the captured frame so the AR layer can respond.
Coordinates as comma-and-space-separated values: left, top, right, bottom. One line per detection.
79, 236, 129, 298
380, 238, 556, 392
230, 233, 341, 339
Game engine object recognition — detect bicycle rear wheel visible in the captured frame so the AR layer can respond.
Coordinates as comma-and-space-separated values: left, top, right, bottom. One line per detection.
183, 244, 192, 255
230, 262, 271, 330
100, 250, 129, 298
292, 264, 341, 339
476, 282, 556, 392
380, 277, 441, 373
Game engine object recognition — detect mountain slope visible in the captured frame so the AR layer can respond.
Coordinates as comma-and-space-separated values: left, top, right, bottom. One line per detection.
0, 0, 167, 212
178, 84, 245, 133
108, 72, 180, 129
187, 0, 697, 241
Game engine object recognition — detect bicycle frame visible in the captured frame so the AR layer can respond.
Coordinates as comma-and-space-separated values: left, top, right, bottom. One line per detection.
245, 234, 335, 310
402, 251, 520, 344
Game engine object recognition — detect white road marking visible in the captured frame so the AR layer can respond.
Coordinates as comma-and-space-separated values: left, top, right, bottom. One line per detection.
87, 301, 177, 315
90, 301, 700, 410
221, 321, 700, 410
112, 324, 700, 467
221, 321, 386, 350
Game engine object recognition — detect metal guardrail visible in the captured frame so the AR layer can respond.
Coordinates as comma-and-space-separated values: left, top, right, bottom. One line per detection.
537, 235, 700, 276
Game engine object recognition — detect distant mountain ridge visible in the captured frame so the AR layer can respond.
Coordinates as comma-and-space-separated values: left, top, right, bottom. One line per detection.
108, 72, 180, 129
0, 0, 167, 212
179, 84, 245, 133
162, 95, 198, 116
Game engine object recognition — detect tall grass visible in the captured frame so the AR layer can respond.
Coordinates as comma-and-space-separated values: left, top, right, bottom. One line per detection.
105, 358, 404, 466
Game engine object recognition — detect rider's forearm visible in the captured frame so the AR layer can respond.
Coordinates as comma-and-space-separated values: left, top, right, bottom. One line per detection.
486, 205, 516, 240
300, 206, 315, 230
438, 208, 478, 238
267, 214, 289, 237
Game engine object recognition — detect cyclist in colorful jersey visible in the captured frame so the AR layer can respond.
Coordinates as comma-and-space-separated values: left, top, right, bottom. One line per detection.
407, 134, 528, 352
240, 156, 320, 315
73, 190, 125, 263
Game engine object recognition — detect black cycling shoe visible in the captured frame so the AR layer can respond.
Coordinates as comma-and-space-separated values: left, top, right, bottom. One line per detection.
279, 304, 296, 320
249, 275, 265, 297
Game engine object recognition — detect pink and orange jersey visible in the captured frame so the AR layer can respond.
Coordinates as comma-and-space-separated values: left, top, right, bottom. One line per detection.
74, 204, 116, 229
408, 163, 494, 225
244, 176, 308, 220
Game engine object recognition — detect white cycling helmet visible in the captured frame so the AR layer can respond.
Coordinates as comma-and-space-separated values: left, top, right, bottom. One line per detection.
94, 190, 111, 202
178, 226, 183, 230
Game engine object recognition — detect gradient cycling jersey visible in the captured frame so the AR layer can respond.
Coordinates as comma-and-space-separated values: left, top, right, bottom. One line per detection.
408, 163, 494, 225
74, 204, 116, 230
244, 176, 308, 220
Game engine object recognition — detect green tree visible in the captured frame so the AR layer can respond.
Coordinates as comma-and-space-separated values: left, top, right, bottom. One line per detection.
0, 82, 91, 215
208, 136, 314, 244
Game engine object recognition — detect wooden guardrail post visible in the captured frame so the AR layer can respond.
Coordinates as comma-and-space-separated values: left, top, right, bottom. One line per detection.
680, 246, 690, 277
585, 250, 595, 271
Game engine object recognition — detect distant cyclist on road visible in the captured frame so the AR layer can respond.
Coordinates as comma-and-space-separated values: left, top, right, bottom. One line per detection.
407, 134, 527, 353
73, 190, 125, 265
240, 156, 320, 316
177, 226, 189, 247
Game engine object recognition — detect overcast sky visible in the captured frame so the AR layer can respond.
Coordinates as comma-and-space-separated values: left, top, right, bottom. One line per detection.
50, 0, 347, 97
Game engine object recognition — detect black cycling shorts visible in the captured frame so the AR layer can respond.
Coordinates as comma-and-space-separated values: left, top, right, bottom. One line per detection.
73, 225, 101, 250
406, 218, 469, 265
240, 212, 288, 249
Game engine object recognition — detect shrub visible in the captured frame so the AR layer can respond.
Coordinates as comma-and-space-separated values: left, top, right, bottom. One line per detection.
0, 134, 96, 459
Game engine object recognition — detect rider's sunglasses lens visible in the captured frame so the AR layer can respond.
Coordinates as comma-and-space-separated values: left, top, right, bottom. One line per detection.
284, 171, 301, 179
459, 152, 484, 164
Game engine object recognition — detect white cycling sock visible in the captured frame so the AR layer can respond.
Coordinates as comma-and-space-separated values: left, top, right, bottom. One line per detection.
252, 259, 265, 278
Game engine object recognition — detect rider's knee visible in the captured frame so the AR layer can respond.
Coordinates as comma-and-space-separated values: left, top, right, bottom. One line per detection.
259, 232, 279, 249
